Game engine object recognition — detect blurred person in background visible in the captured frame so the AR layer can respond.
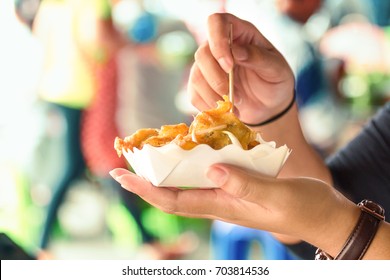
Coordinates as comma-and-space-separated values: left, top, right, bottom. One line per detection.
32, 0, 106, 252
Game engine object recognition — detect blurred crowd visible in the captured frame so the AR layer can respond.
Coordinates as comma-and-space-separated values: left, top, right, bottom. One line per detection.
1, 0, 389, 260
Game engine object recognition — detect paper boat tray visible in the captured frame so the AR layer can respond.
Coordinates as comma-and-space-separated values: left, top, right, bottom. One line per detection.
122, 140, 291, 188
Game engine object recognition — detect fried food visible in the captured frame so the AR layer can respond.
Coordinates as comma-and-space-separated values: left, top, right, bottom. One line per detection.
114, 95, 260, 156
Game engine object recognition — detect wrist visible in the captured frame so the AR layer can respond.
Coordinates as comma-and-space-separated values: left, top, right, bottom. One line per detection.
314, 198, 361, 258
255, 102, 332, 183
243, 90, 296, 127
315, 199, 385, 260
243, 90, 296, 128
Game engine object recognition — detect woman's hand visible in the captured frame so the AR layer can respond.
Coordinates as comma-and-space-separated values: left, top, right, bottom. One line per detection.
109, 165, 360, 257
189, 13, 295, 125
188, 13, 332, 185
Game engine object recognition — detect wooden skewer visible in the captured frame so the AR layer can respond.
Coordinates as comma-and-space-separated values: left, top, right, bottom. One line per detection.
228, 23, 234, 112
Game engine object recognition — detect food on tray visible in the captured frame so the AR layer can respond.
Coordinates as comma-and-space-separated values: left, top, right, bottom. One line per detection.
113, 95, 291, 187
115, 95, 261, 156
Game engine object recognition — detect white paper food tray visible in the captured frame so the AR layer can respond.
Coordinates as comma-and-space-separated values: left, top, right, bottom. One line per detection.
122, 136, 291, 188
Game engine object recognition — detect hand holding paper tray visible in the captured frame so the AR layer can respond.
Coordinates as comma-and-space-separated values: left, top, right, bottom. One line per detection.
122, 137, 290, 188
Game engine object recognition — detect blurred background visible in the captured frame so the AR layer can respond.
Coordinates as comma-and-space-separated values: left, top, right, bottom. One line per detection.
0, 0, 389, 260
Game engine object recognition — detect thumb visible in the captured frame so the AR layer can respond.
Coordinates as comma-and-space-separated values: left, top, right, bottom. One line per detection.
206, 164, 274, 203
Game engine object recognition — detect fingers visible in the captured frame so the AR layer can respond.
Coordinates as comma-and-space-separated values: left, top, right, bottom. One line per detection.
109, 168, 239, 220
110, 167, 287, 233
206, 13, 274, 72
189, 42, 229, 110
190, 13, 294, 114
194, 43, 229, 96
110, 169, 188, 215
207, 13, 234, 73
109, 168, 132, 178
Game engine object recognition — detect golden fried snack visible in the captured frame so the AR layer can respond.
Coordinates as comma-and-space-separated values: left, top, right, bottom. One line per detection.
187, 96, 259, 150
114, 128, 158, 156
143, 123, 189, 148
114, 95, 260, 156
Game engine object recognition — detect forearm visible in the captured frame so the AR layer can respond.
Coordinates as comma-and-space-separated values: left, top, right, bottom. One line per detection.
252, 104, 332, 184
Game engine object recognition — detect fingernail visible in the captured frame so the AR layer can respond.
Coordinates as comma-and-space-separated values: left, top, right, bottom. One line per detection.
232, 45, 248, 61
235, 94, 242, 105
115, 176, 128, 186
218, 57, 233, 73
109, 170, 119, 179
206, 166, 228, 187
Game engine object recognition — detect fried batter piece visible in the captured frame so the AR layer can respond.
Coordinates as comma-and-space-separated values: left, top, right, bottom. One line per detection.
114, 95, 260, 156
143, 123, 190, 148
114, 128, 158, 156
188, 95, 258, 150
114, 124, 189, 156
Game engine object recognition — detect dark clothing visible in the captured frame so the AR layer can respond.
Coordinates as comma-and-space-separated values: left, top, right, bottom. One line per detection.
287, 102, 390, 259
327, 102, 390, 212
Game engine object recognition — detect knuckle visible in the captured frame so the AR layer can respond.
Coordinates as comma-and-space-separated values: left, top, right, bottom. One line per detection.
209, 78, 227, 94
210, 39, 230, 60
237, 180, 252, 199
189, 65, 203, 85
194, 43, 208, 61
207, 12, 228, 27
190, 93, 201, 108
230, 174, 253, 200
207, 13, 221, 26
160, 203, 177, 215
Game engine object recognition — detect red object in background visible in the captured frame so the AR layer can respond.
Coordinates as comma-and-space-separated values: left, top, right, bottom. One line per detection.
81, 56, 127, 178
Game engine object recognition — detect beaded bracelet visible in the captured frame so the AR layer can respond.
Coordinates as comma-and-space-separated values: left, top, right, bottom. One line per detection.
243, 90, 296, 127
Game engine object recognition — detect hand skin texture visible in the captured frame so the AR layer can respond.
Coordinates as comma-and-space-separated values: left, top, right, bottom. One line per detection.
189, 13, 295, 125
109, 166, 390, 259
188, 13, 331, 183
